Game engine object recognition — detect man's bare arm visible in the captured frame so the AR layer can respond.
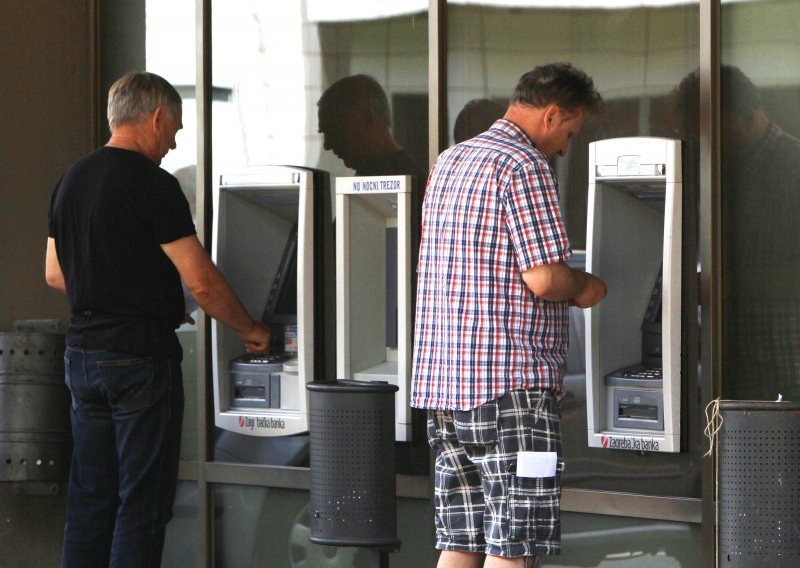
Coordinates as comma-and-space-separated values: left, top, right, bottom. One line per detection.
161, 235, 270, 352
522, 261, 606, 308
45, 237, 66, 293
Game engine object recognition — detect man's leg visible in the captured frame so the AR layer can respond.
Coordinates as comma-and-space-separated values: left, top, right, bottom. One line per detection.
61, 348, 119, 568
437, 550, 484, 567
484, 554, 538, 567
438, 551, 537, 567
472, 390, 562, 562
428, 410, 488, 562
103, 355, 183, 568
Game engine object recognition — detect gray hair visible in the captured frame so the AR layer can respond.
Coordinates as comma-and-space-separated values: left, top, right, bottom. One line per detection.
107, 71, 182, 131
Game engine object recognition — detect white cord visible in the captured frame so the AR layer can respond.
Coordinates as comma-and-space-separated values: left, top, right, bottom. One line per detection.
703, 398, 722, 458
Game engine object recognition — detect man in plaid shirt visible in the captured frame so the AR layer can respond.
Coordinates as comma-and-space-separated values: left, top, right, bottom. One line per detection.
412, 63, 607, 567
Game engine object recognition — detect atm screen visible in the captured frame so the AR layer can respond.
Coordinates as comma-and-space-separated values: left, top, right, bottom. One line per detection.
605, 265, 664, 383
262, 224, 298, 326
641, 265, 663, 333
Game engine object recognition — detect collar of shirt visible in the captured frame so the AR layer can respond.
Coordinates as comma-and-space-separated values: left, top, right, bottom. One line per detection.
486, 118, 538, 149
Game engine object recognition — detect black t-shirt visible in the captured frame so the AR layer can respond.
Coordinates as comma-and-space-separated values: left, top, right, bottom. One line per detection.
48, 147, 196, 359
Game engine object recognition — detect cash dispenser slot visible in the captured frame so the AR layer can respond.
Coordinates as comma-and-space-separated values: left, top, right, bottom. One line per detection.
229, 354, 291, 409
619, 400, 659, 422
605, 369, 665, 431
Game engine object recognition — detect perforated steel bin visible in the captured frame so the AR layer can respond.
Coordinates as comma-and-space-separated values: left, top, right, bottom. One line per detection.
0, 332, 71, 482
306, 380, 400, 549
718, 401, 800, 566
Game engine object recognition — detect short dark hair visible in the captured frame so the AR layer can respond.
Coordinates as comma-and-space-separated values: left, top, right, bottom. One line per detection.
107, 71, 182, 131
318, 74, 391, 127
510, 63, 602, 113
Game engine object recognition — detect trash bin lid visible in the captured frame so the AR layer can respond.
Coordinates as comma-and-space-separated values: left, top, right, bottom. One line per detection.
719, 400, 800, 413
306, 379, 399, 394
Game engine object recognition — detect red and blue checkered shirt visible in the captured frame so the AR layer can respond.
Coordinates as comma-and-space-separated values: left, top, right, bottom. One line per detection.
411, 119, 572, 410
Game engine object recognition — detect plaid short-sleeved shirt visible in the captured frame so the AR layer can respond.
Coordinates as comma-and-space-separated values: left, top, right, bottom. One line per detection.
412, 119, 572, 411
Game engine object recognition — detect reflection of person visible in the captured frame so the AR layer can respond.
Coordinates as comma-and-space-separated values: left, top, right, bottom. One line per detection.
412, 63, 606, 568
317, 74, 427, 180
46, 72, 270, 567
318, 73, 430, 476
453, 98, 506, 143
674, 66, 800, 402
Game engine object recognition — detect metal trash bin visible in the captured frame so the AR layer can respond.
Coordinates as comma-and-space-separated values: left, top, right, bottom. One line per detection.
718, 400, 800, 566
306, 380, 400, 550
0, 332, 71, 482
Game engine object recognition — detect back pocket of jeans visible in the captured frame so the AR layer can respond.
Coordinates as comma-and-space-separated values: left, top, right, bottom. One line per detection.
98, 357, 155, 413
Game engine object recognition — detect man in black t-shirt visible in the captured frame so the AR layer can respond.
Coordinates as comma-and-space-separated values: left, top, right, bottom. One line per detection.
46, 71, 270, 568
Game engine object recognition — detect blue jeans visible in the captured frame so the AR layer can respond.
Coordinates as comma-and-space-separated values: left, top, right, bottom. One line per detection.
61, 347, 184, 568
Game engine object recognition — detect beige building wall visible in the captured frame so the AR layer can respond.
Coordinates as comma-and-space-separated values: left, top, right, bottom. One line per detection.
0, 1, 94, 333
0, 2, 93, 565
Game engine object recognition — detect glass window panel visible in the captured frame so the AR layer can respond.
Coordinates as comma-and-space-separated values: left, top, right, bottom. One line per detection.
447, 1, 701, 497
211, 2, 428, 180
162, 481, 199, 567
210, 1, 429, 469
720, 0, 800, 402
448, 2, 699, 247
213, 485, 435, 567
557, 511, 702, 567
146, 0, 199, 462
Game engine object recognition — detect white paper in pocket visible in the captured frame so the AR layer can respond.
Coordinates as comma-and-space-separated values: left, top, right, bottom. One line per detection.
517, 451, 557, 478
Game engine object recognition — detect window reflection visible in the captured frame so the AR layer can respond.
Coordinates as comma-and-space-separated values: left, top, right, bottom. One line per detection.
447, 2, 699, 249
211, 3, 428, 180
453, 98, 506, 143
317, 74, 427, 181
721, 1, 800, 403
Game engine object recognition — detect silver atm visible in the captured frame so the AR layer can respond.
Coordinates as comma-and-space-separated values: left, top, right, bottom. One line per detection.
212, 165, 331, 438
585, 137, 682, 453
335, 175, 413, 442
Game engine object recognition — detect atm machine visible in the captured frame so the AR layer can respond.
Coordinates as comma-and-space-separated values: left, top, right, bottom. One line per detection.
585, 137, 682, 453
211, 165, 332, 442
335, 175, 414, 442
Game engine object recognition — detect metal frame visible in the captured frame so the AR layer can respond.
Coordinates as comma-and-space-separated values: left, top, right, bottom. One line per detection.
564, 490, 701, 524
195, 0, 213, 565
699, 1, 721, 566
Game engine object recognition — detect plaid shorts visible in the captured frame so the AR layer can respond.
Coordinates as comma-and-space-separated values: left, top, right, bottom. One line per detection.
427, 389, 563, 558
